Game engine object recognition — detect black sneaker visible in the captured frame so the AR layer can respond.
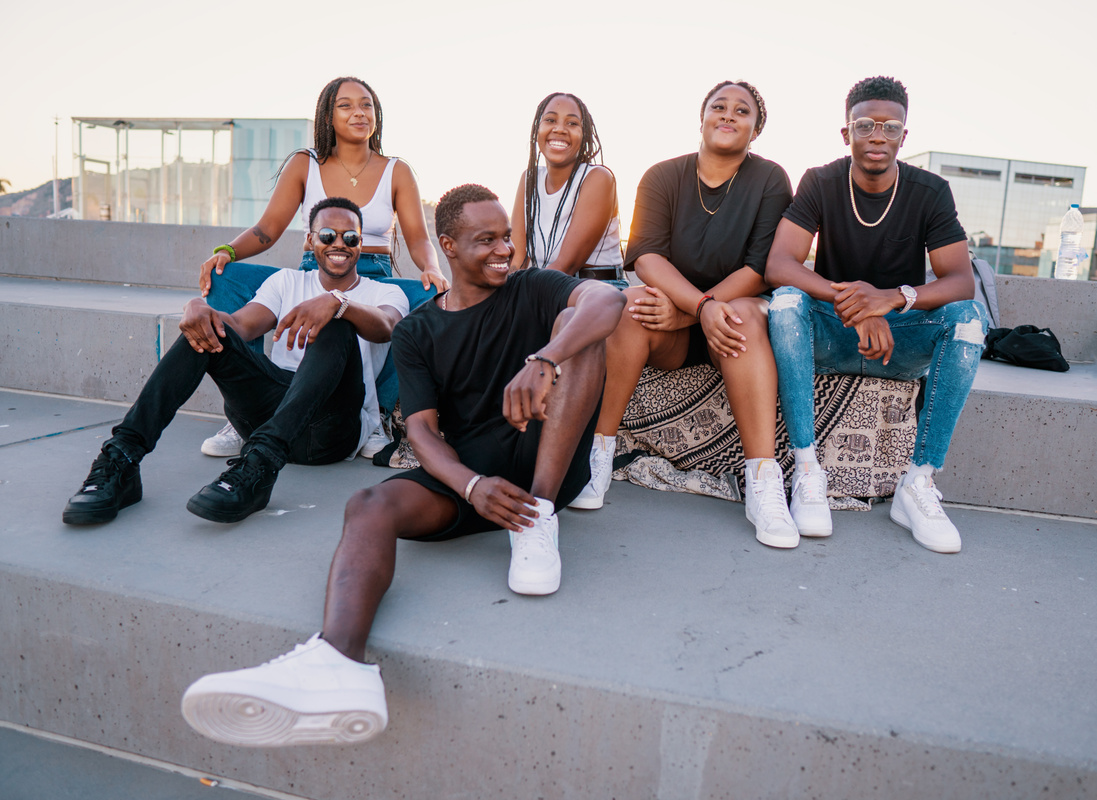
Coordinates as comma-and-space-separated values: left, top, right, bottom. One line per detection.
62, 445, 142, 525
186, 450, 278, 523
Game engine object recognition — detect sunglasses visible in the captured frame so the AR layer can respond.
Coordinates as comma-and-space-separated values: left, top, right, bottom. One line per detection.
312, 228, 361, 248
848, 118, 905, 141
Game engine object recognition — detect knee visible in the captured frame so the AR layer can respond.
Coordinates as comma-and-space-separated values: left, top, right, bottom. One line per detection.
943, 300, 988, 344
344, 486, 382, 524
767, 287, 809, 329
727, 297, 769, 334
314, 318, 357, 346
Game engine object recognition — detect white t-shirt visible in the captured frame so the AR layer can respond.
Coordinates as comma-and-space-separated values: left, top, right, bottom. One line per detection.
251, 269, 409, 458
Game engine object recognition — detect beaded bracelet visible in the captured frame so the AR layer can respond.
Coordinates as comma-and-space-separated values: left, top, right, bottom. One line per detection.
464, 474, 484, 502
524, 354, 561, 385
213, 244, 237, 262
696, 294, 715, 318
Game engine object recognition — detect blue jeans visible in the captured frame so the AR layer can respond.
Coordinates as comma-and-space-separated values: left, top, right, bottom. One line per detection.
205, 251, 437, 413
767, 286, 988, 469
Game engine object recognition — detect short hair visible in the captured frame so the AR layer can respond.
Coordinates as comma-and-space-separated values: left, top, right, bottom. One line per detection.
309, 196, 362, 231
435, 184, 499, 238
700, 81, 767, 135
845, 76, 908, 117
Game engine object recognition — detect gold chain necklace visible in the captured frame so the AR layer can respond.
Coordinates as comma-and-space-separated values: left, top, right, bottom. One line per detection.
696, 163, 739, 216
849, 162, 899, 228
335, 149, 373, 187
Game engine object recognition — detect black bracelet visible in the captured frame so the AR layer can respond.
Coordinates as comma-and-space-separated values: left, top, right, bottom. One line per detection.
696, 296, 715, 319
524, 354, 561, 385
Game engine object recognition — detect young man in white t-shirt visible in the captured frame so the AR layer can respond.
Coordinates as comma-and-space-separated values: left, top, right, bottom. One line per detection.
62, 197, 408, 526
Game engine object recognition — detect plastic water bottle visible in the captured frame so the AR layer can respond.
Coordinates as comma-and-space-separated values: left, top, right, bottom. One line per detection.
1055, 204, 1084, 280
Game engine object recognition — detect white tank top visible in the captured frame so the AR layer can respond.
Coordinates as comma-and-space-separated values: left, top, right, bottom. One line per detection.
300, 150, 397, 247
530, 163, 622, 268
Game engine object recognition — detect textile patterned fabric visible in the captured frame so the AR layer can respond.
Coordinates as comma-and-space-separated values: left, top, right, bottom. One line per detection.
615, 366, 918, 508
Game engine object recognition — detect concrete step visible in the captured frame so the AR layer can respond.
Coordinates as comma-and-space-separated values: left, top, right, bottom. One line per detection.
2, 392, 1096, 799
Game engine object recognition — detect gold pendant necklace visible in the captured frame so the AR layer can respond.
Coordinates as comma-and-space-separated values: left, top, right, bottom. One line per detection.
697, 164, 738, 216
849, 162, 899, 228
335, 149, 373, 188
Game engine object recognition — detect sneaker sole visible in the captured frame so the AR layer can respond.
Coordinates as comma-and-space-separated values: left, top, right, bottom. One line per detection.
745, 508, 799, 549
889, 505, 961, 554
181, 691, 386, 747
508, 572, 561, 595
62, 488, 142, 526
201, 442, 242, 457
567, 494, 604, 510
186, 495, 270, 524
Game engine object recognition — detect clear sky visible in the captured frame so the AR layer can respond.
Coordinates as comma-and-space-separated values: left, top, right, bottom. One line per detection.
4, 0, 1096, 233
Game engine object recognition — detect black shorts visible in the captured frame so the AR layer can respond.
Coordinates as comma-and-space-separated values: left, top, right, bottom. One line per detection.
681, 323, 714, 368
384, 408, 599, 542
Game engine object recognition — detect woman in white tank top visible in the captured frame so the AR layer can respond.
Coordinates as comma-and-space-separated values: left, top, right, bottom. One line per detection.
509, 93, 626, 288
198, 76, 447, 311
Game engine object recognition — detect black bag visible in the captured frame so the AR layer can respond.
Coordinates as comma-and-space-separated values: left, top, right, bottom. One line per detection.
982, 325, 1070, 372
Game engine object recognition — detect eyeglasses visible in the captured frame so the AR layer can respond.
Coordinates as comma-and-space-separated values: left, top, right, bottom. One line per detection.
848, 118, 905, 140
312, 228, 361, 248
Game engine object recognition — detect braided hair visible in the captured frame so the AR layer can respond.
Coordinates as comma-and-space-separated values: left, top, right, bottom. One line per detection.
845, 76, 908, 117
314, 76, 384, 161
700, 80, 767, 135
523, 92, 605, 269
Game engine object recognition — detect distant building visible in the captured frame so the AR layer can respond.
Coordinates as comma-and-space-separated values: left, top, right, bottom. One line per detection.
905, 151, 1086, 277
72, 117, 312, 229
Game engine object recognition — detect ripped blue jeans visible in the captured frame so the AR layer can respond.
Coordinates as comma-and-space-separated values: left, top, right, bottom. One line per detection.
768, 286, 988, 469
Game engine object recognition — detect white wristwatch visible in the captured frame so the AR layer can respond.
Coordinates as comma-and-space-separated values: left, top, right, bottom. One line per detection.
898, 284, 917, 313
330, 289, 350, 319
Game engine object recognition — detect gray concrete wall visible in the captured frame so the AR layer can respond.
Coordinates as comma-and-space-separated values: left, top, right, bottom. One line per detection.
996, 274, 1097, 363
0, 217, 446, 289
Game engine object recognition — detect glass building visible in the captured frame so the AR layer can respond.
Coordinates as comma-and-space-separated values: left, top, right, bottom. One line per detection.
72, 117, 311, 229
905, 151, 1086, 276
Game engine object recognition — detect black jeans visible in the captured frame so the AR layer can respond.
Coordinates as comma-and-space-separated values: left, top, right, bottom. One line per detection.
108, 321, 364, 469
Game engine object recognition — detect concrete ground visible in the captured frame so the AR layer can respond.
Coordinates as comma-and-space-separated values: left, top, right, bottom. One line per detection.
2, 389, 1096, 799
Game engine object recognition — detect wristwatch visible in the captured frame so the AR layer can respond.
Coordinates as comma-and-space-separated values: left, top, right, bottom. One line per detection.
898, 284, 917, 313
330, 289, 350, 319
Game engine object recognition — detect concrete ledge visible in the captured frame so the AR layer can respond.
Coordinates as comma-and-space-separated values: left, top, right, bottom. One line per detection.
996, 274, 1097, 363
2, 396, 1096, 798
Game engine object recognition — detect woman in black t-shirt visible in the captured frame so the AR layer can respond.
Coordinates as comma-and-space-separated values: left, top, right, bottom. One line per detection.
570, 81, 800, 548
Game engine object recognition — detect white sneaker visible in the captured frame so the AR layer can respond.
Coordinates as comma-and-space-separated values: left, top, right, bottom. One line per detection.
508, 500, 561, 595
568, 436, 613, 510
790, 464, 833, 538
360, 422, 393, 458
890, 472, 961, 553
181, 634, 388, 747
744, 460, 799, 549
201, 422, 244, 457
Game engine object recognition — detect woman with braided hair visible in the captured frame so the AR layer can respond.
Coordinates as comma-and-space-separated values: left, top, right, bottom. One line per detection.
509, 92, 626, 288
196, 76, 448, 458
570, 80, 802, 552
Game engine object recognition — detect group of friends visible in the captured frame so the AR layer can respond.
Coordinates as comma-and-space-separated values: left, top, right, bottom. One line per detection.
60, 74, 988, 747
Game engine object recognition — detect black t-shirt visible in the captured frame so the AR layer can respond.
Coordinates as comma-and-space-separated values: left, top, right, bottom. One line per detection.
624, 152, 793, 289
392, 269, 580, 447
783, 156, 967, 289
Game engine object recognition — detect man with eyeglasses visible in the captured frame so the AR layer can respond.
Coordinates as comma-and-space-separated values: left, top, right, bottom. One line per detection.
765, 76, 988, 553
62, 196, 409, 526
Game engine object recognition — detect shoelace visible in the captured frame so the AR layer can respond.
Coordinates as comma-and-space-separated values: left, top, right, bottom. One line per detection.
795, 470, 827, 504
81, 450, 124, 492
908, 479, 946, 518
264, 638, 316, 667
516, 524, 557, 558
212, 422, 241, 442
753, 472, 791, 520
217, 454, 264, 490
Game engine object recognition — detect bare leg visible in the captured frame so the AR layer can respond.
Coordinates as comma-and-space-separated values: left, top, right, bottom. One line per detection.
321, 480, 457, 662
710, 297, 779, 459
596, 287, 690, 437
528, 308, 609, 502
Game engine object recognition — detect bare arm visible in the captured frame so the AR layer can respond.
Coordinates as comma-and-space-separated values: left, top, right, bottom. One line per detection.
543, 167, 616, 276
764, 218, 835, 301
406, 409, 538, 532
510, 173, 529, 269
392, 160, 448, 291
274, 297, 404, 351
199, 153, 310, 296
179, 298, 277, 354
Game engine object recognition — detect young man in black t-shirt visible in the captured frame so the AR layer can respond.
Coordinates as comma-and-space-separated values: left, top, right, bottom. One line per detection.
181, 184, 625, 748
765, 76, 988, 554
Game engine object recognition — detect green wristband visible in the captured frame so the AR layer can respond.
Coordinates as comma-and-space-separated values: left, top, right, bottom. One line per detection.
213, 244, 237, 262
